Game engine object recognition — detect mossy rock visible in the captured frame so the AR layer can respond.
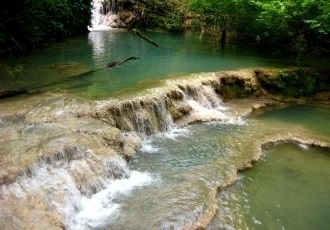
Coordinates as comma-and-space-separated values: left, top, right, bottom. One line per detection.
256, 68, 329, 97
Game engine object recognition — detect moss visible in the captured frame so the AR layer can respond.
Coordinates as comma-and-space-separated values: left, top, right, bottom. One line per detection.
256, 68, 329, 98
219, 74, 261, 99
221, 85, 246, 99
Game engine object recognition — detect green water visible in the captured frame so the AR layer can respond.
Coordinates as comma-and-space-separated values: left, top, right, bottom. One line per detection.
208, 104, 330, 229
212, 143, 330, 230
2, 30, 291, 99
106, 104, 330, 229
2, 30, 330, 229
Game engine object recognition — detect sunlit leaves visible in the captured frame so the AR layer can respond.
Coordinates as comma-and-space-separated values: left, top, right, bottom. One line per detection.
305, 2, 330, 34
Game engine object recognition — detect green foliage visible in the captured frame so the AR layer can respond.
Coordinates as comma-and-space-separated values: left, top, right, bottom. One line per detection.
0, 0, 92, 55
190, 0, 258, 31
138, 0, 185, 32
257, 69, 320, 97
189, 0, 330, 55
251, 0, 329, 54
305, 3, 330, 34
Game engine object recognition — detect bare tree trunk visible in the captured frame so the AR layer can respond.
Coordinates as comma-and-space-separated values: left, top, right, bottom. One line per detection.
220, 29, 226, 47
132, 29, 159, 47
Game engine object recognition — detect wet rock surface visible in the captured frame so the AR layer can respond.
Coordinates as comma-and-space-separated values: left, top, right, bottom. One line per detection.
0, 68, 329, 229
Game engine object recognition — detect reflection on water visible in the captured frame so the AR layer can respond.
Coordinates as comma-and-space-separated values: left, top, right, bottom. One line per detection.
88, 31, 111, 65
2, 30, 292, 99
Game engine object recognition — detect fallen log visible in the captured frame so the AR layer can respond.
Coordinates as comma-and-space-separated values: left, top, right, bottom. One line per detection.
106, 56, 140, 68
132, 29, 159, 47
0, 57, 140, 100
31, 56, 139, 90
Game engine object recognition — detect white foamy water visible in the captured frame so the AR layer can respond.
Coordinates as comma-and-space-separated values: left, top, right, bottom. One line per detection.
162, 127, 190, 140
89, 25, 113, 31
0, 152, 155, 230
206, 116, 246, 126
298, 143, 309, 150
68, 171, 154, 229
88, 0, 113, 31
187, 99, 227, 121
139, 127, 190, 153
140, 140, 161, 153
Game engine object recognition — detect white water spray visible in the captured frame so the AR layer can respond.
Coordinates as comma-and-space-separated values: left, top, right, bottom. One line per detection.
0, 148, 155, 229
88, 0, 113, 31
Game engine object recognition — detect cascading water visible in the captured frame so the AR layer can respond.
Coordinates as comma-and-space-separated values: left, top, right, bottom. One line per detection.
1, 66, 329, 229
88, 0, 113, 31
0, 71, 246, 229
94, 73, 242, 139
0, 146, 154, 230
88, 0, 130, 31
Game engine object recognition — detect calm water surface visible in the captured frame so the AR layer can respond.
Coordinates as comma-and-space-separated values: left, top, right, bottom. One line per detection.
3, 30, 291, 99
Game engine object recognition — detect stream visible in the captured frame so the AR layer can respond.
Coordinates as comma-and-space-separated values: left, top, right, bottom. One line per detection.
1, 30, 291, 99
0, 30, 329, 230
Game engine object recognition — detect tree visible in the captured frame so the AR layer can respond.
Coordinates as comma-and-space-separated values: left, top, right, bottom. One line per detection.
252, 0, 329, 54
0, 0, 92, 55
189, 0, 330, 55
134, 0, 186, 32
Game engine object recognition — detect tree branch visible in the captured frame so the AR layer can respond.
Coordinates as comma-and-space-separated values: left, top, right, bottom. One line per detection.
132, 29, 159, 47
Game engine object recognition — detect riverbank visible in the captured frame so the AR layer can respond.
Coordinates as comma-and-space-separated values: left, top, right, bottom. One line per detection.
0, 67, 329, 229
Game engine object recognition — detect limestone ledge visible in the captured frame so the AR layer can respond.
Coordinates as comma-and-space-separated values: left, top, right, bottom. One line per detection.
0, 68, 330, 229
1, 68, 329, 186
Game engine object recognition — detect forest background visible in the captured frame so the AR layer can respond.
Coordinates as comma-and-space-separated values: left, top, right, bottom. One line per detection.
0, 0, 329, 76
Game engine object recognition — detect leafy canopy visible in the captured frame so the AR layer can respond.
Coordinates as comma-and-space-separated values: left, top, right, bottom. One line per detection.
189, 0, 330, 54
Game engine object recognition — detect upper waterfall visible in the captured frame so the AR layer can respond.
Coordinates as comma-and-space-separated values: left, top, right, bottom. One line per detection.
88, 0, 113, 31
88, 0, 136, 31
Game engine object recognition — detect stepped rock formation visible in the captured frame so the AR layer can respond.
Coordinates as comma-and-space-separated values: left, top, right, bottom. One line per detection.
0, 68, 329, 229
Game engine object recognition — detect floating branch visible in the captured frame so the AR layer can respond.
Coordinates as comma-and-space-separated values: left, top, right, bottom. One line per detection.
132, 29, 159, 47
106, 56, 140, 68
0, 57, 140, 99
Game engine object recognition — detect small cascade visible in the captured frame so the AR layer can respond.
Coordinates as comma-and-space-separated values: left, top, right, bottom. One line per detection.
180, 83, 226, 113
91, 73, 249, 138
0, 145, 154, 229
88, 0, 133, 31
98, 96, 175, 138
89, 0, 111, 31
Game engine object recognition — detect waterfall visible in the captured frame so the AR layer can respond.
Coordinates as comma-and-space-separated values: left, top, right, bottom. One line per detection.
88, 0, 113, 31
0, 146, 154, 229
94, 73, 245, 138
89, 0, 128, 31
0, 70, 259, 229
102, 96, 176, 138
